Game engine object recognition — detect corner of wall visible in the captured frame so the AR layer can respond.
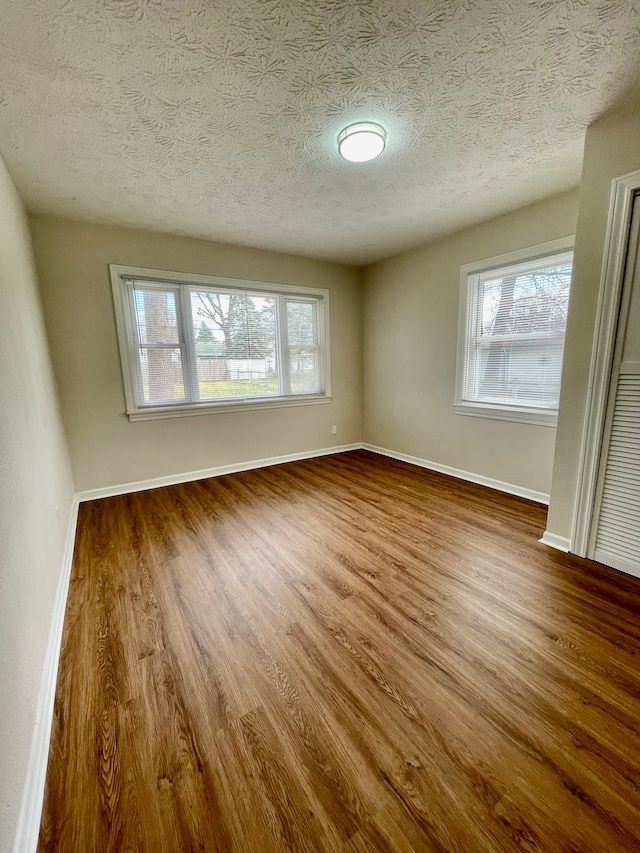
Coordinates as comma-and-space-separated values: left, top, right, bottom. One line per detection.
0, 154, 75, 853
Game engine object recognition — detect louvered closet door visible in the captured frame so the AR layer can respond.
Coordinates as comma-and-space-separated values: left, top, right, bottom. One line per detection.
593, 369, 640, 574
591, 196, 640, 578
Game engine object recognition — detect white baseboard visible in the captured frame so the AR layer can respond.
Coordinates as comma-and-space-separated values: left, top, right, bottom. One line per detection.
362, 443, 550, 505
13, 496, 80, 853
76, 442, 551, 506
75, 443, 362, 502
539, 531, 571, 552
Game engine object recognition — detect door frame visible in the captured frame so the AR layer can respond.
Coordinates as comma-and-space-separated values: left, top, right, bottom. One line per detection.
571, 168, 640, 557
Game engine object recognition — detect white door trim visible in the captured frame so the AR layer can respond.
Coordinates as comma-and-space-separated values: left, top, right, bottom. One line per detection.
571, 169, 640, 557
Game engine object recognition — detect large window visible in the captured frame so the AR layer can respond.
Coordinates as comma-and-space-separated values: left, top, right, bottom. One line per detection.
455, 238, 573, 426
110, 266, 330, 421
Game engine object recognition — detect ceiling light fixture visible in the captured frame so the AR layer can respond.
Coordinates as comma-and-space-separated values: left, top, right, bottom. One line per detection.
338, 122, 386, 162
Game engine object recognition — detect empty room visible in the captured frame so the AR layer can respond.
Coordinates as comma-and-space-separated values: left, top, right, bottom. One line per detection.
2, 1, 640, 851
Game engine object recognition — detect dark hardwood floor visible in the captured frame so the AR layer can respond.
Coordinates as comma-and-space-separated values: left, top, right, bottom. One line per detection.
38, 450, 640, 852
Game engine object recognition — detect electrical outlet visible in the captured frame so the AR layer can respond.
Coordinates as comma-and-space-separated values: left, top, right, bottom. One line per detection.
331, 425, 337, 435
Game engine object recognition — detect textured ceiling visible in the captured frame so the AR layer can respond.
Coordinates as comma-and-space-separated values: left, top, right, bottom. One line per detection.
0, 1, 639, 265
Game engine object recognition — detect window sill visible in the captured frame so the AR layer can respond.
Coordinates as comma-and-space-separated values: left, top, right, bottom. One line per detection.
128, 394, 332, 422
453, 402, 558, 427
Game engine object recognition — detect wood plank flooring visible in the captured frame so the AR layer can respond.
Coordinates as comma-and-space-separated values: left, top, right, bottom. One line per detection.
38, 450, 640, 852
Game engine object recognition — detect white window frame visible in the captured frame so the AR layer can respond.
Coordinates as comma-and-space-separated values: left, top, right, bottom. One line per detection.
110, 265, 331, 422
454, 236, 574, 427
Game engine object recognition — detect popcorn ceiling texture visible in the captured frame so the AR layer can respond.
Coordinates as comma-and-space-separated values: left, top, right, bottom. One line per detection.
0, 0, 638, 264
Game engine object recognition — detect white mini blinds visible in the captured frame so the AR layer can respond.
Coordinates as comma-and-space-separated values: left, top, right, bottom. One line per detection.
455, 238, 574, 426
110, 266, 330, 421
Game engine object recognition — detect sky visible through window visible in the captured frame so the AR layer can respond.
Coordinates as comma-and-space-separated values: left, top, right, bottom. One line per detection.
132, 289, 276, 344
128, 283, 322, 407
481, 263, 572, 338
458, 252, 574, 417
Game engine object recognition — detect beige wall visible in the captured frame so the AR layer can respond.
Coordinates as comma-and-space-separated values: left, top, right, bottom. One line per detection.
362, 188, 580, 497
0, 158, 74, 849
30, 216, 363, 493
547, 109, 640, 539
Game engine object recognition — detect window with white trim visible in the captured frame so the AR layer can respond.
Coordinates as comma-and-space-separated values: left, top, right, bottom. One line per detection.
455, 238, 574, 426
110, 266, 331, 421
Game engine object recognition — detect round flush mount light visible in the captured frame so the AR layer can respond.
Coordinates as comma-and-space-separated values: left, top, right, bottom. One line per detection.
337, 122, 386, 162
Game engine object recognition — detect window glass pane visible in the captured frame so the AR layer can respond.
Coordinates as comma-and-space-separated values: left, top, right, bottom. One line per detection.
133, 287, 179, 345
287, 301, 315, 346
190, 290, 279, 400
481, 263, 571, 339
118, 270, 328, 415
475, 339, 565, 406
465, 255, 572, 411
139, 347, 185, 404
289, 348, 320, 394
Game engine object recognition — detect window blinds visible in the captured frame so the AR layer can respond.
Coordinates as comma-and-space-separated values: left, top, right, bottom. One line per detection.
461, 250, 573, 411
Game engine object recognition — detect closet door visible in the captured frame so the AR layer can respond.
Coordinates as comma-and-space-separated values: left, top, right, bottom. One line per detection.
590, 195, 640, 577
